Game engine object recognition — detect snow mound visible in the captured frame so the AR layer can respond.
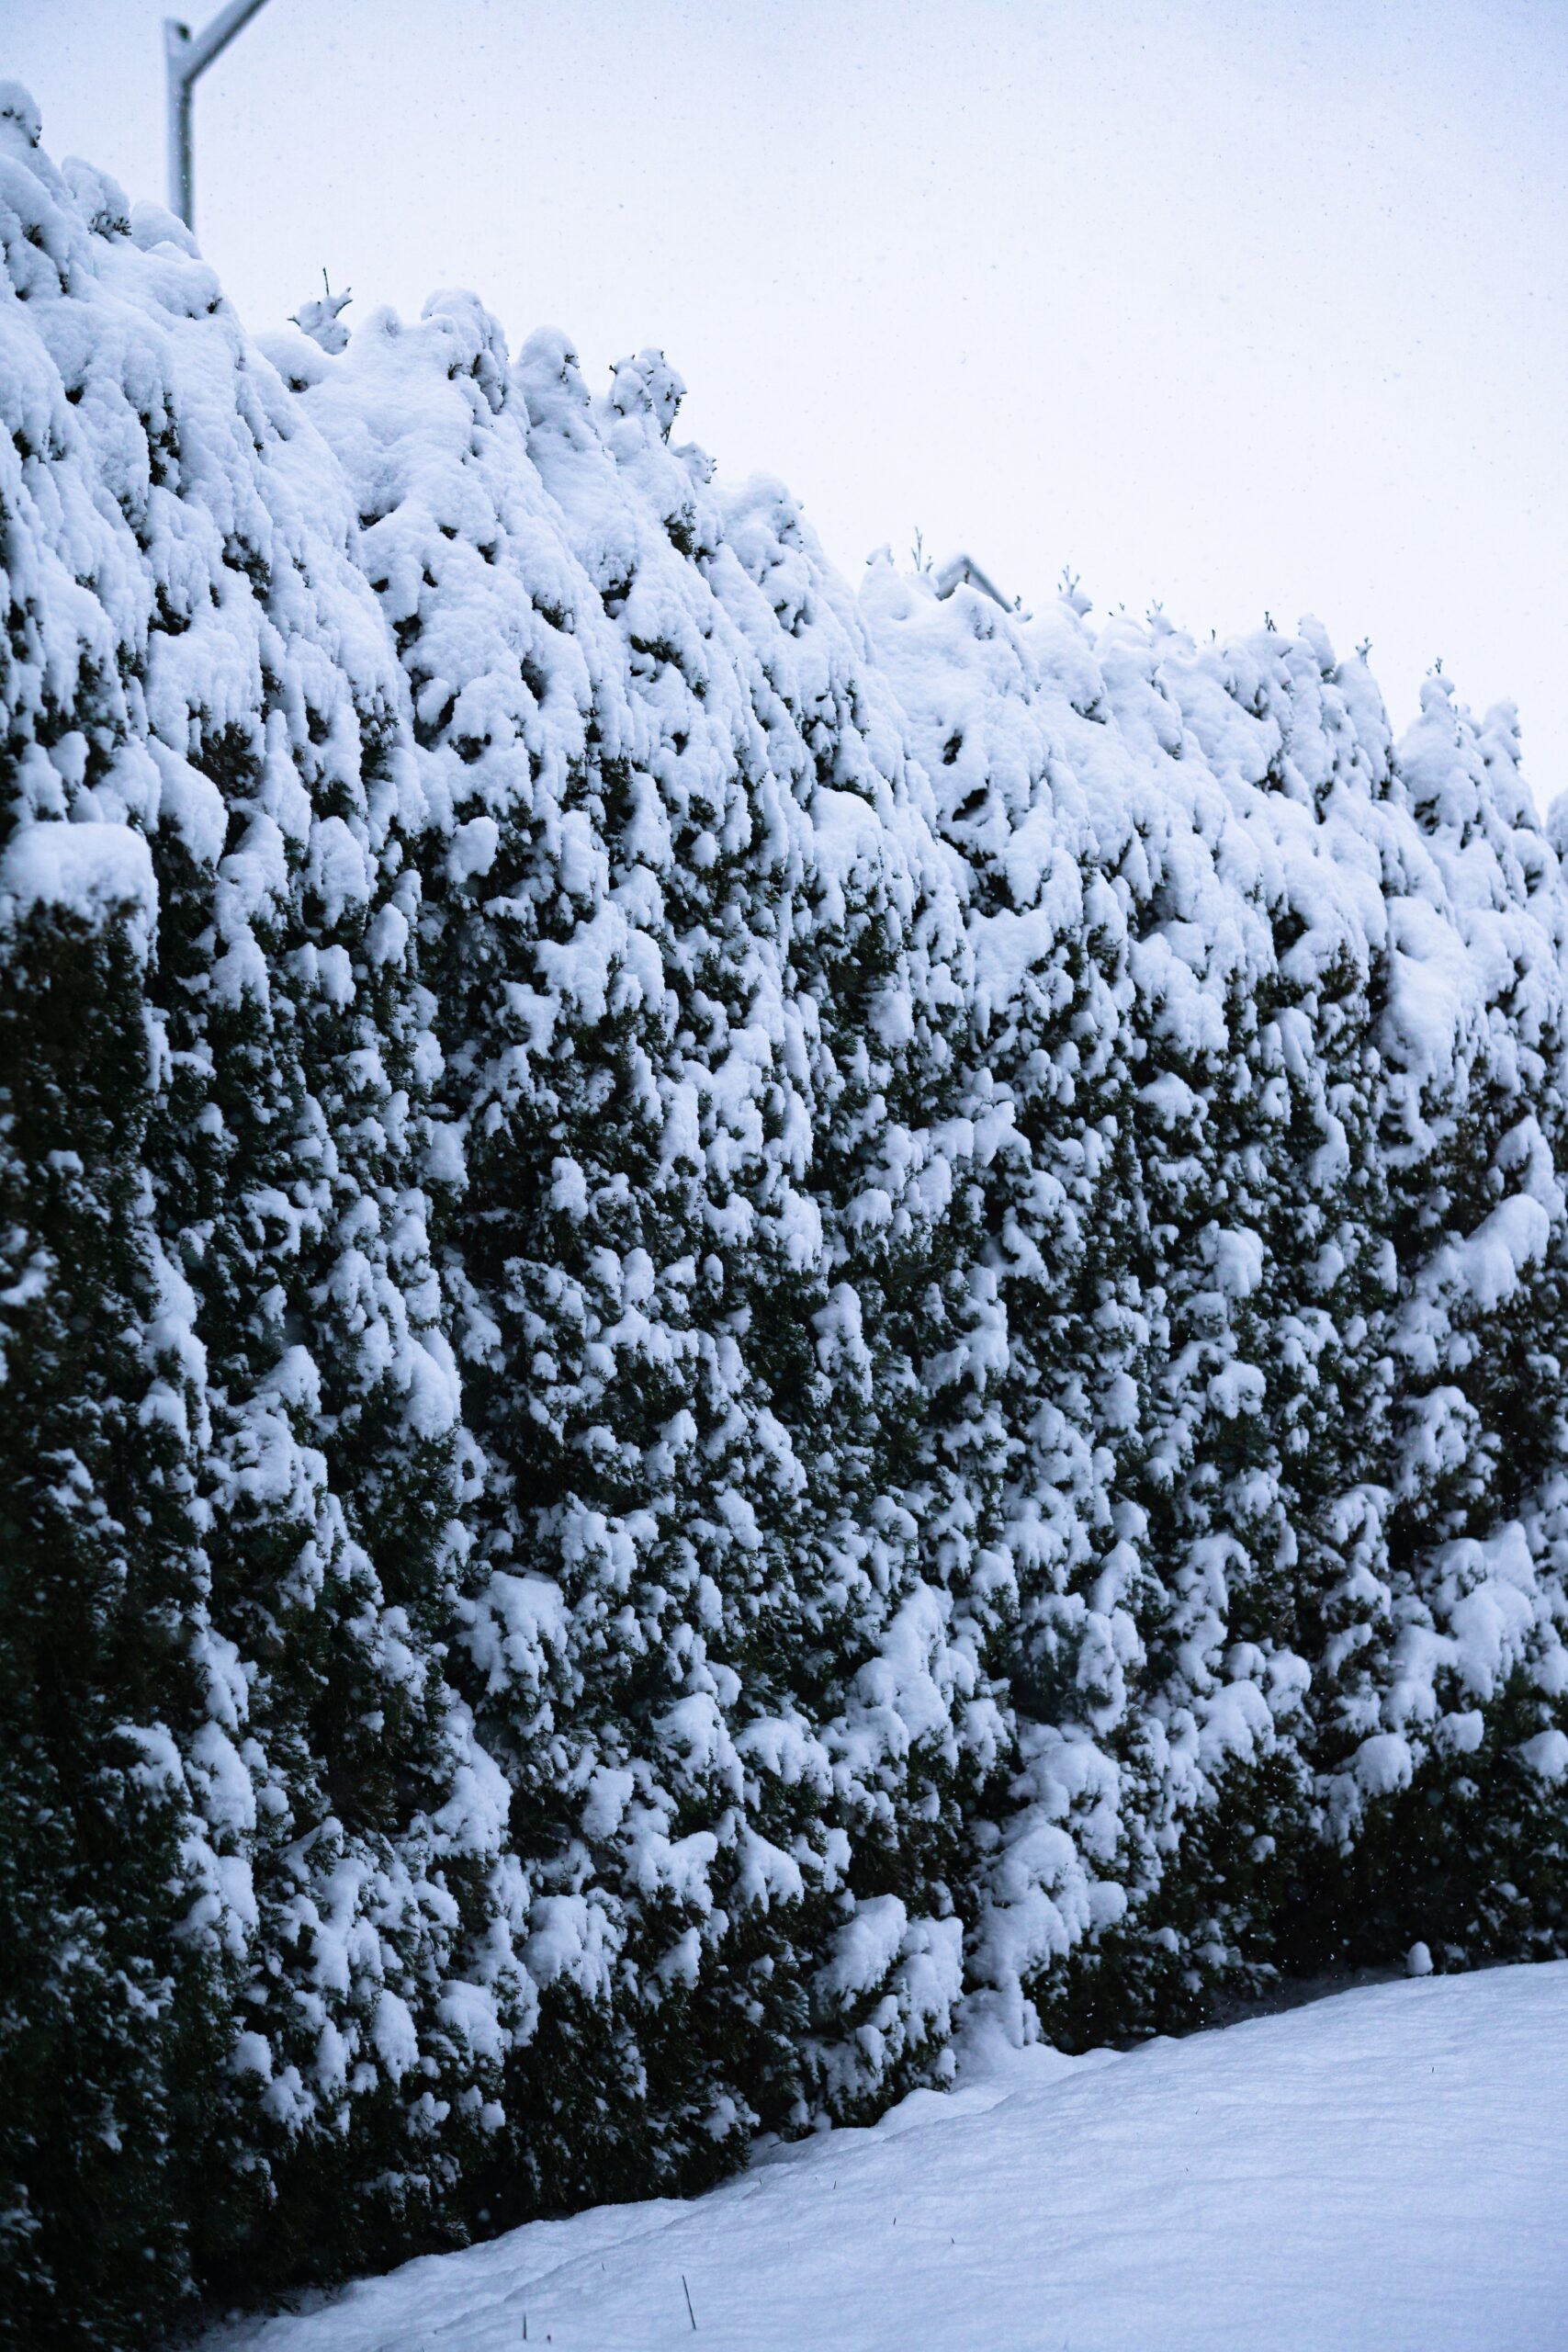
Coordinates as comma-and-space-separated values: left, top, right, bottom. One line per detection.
203, 1962, 1568, 2352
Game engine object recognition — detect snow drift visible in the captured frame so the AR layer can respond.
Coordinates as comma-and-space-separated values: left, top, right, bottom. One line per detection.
201, 1961, 1568, 2352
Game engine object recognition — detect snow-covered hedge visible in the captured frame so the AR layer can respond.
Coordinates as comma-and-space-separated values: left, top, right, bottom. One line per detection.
4, 84, 1566, 2346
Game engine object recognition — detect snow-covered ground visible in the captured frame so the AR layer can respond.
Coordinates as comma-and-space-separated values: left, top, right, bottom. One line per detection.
205, 1962, 1568, 2352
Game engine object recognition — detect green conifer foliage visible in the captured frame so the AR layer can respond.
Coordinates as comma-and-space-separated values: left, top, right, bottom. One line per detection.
0, 863, 218, 2347
0, 111, 524, 2329
0, 120, 220, 2342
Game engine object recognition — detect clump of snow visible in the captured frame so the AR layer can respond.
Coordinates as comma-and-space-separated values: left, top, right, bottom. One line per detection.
291, 277, 352, 353
0, 820, 156, 956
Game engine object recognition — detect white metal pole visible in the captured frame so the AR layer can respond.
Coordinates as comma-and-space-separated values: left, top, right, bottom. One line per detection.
164, 20, 196, 227
164, 0, 273, 231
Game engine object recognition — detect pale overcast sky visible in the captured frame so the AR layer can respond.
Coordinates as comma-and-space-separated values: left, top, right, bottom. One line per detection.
11, 0, 1568, 795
